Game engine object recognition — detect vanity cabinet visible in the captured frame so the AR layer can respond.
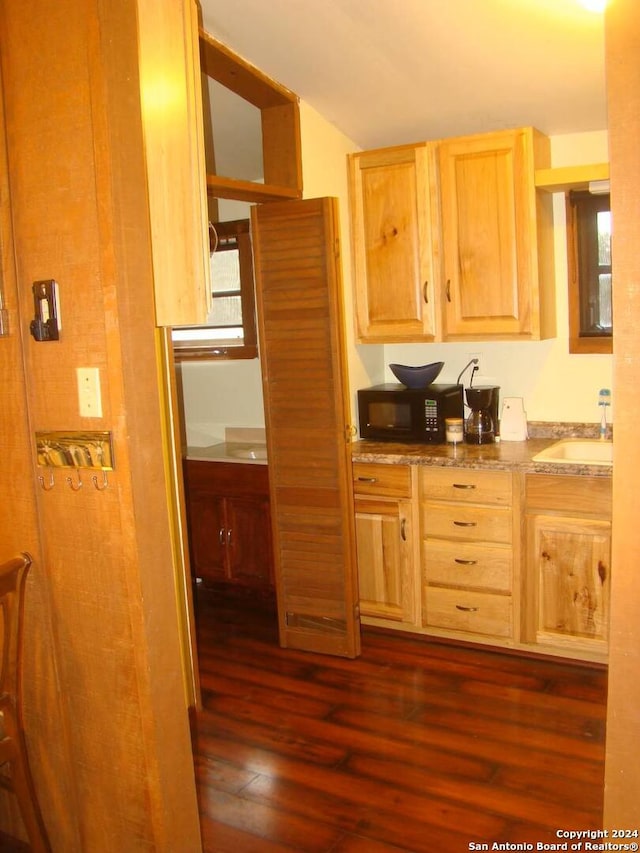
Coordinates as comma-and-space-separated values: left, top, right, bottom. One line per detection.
347, 143, 440, 342
352, 463, 419, 625
184, 460, 273, 588
420, 468, 516, 641
525, 474, 611, 657
348, 127, 554, 343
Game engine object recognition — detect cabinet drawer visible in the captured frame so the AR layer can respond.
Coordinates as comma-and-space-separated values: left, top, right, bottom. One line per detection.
422, 502, 512, 544
425, 587, 512, 638
423, 540, 512, 593
185, 459, 270, 496
525, 474, 611, 517
353, 463, 412, 498
420, 467, 512, 505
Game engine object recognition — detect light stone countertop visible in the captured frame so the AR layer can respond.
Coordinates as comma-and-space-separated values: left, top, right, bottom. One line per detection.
184, 423, 613, 477
185, 427, 268, 466
185, 442, 268, 465
351, 435, 612, 478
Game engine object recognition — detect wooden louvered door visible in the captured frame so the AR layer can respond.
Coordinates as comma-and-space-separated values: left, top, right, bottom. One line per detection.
251, 197, 361, 658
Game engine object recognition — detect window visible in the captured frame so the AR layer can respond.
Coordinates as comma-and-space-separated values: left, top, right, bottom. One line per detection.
567, 190, 612, 354
172, 219, 257, 361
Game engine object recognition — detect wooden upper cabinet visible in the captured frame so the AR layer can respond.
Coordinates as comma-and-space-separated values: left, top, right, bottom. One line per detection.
137, 0, 210, 327
348, 128, 555, 344
348, 143, 439, 342
439, 127, 555, 340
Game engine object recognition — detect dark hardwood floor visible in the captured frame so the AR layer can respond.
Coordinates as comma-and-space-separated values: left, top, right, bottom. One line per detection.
192, 584, 607, 853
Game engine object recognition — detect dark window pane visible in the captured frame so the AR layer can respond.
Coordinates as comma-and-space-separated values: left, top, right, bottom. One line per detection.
567, 190, 612, 351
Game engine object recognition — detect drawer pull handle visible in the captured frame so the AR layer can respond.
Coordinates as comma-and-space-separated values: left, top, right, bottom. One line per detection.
453, 483, 476, 490
400, 519, 407, 541
423, 280, 429, 304
456, 605, 479, 612
454, 558, 477, 565
453, 520, 477, 527
219, 528, 225, 545
358, 477, 377, 483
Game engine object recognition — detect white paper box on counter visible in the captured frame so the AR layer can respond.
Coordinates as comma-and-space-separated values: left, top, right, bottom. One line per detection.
500, 397, 528, 441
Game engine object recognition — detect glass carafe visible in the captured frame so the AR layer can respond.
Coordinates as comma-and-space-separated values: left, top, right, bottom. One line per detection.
465, 407, 495, 444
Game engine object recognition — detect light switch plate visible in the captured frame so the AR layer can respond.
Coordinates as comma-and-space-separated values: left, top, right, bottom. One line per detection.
76, 367, 102, 418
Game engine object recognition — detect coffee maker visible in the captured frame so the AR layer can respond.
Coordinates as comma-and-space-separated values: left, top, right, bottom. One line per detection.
465, 386, 500, 445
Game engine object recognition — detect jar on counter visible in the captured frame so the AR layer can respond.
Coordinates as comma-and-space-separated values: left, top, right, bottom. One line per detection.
445, 417, 464, 444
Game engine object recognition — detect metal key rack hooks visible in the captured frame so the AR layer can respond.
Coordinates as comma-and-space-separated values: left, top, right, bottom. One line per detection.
35, 430, 114, 491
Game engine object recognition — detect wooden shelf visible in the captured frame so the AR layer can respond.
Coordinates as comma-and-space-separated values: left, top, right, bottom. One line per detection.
535, 162, 609, 193
206, 174, 302, 203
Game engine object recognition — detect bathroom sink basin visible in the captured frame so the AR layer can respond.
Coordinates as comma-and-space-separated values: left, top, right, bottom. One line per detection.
228, 446, 268, 460
532, 439, 613, 466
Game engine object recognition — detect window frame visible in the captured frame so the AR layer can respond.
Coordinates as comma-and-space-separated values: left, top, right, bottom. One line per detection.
566, 189, 612, 354
172, 219, 258, 362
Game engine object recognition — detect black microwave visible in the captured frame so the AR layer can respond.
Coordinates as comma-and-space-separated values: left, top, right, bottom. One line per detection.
357, 383, 464, 443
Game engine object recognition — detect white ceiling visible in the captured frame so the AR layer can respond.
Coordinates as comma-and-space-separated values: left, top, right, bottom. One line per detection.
199, 0, 607, 151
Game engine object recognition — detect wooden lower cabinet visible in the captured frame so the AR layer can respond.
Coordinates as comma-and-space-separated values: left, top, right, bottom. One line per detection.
420, 467, 516, 643
184, 460, 273, 588
525, 474, 612, 659
352, 463, 419, 626
351, 459, 611, 663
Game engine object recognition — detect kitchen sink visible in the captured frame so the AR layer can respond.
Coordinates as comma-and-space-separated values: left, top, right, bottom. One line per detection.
228, 446, 268, 460
532, 438, 613, 466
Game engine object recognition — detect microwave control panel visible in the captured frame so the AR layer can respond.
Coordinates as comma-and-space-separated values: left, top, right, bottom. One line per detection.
423, 398, 440, 432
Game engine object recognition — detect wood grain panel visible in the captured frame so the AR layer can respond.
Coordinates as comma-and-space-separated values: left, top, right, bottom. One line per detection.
423, 539, 512, 593
525, 474, 611, 516
348, 143, 438, 342
0, 60, 75, 847
439, 128, 550, 340
252, 198, 360, 658
425, 587, 512, 638
352, 462, 412, 498
604, 3, 640, 819
422, 502, 512, 544
420, 466, 512, 505
0, 1, 202, 848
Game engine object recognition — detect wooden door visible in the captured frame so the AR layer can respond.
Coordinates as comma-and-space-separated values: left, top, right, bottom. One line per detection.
532, 514, 611, 646
226, 496, 273, 586
186, 490, 226, 583
251, 197, 361, 657
439, 128, 538, 339
354, 497, 412, 623
348, 144, 438, 342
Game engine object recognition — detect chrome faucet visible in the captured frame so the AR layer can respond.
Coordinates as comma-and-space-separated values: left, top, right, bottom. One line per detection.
598, 388, 611, 439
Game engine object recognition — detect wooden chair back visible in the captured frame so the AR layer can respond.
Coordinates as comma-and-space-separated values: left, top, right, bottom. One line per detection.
0, 553, 51, 852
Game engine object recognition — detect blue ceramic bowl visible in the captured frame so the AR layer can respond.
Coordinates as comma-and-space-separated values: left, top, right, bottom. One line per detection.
389, 361, 444, 389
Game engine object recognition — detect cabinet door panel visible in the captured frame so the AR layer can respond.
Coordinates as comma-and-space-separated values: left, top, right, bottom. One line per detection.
439, 128, 542, 339
187, 492, 226, 582
533, 515, 610, 644
227, 497, 273, 585
349, 145, 437, 342
355, 498, 413, 622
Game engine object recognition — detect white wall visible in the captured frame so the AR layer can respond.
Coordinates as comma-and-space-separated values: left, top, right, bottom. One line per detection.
180, 113, 611, 448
